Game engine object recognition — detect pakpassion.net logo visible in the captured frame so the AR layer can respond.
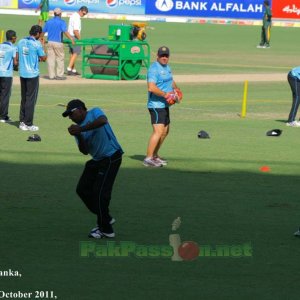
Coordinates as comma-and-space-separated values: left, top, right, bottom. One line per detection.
80, 218, 253, 261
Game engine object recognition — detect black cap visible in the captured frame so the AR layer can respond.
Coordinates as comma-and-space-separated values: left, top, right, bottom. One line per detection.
62, 99, 87, 117
27, 134, 41, 142
157, 46, 170, 57
264, 0, 270, 6
198, 130, 210, 139
266, 129, 282, 137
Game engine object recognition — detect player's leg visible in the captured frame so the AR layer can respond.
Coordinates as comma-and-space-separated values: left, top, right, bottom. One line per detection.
67, 45, 81, 75
260, 26, 265, 46
153, 108, 170, 157
287, 73, 300, 124
19, 77, 27, 125
94, 152, 122, 235
265, 24, 271, 46
76, 159, 99, 213
55, 43, 65, 78
23, 76, 39, 126
46, 42, 56, 79
0, 77, 12, 120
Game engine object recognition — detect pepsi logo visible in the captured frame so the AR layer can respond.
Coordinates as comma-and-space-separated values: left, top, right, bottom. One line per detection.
106, 0, 118, 8
64, 0, 76, 6
22, 0, 35, 5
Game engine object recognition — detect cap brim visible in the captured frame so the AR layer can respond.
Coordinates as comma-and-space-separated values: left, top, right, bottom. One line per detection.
62, 110, 71, 117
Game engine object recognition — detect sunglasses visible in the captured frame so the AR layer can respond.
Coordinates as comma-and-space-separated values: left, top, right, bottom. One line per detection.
159, 54, 169, 58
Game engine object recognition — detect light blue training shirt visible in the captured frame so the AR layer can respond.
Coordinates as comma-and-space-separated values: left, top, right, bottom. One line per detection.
147, 61, 174, 109
76, 107, 123, 161
291, 67, 300, 80
0, 42, 17, 77
17, 37, 45, 78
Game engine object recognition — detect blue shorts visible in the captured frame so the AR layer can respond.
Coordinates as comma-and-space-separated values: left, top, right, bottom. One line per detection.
148, 108, 170, 125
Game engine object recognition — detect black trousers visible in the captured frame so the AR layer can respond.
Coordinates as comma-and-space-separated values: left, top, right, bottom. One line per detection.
260, 24, 271, 45
19, 76, 39, 126
76, 151, 122, 233
0, 77, 13, 119
287, 72, 300, 122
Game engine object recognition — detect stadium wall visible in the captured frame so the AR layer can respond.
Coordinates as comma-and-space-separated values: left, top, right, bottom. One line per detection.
0, 0, 300, 27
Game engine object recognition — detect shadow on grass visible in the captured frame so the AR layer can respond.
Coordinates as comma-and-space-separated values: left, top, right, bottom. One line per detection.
0, 160, 300, 298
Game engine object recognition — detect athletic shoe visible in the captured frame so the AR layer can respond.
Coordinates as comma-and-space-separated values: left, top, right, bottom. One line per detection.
19, 122, 39, 131
0, 116, 12, 123
88, 228, 104, 239
286, 121, 300, 127
27, 125, 39, 131
294, 227, 300, 237
88, 228, 115, 239
143, 158, 163, 167
153, 156, 168, 166
72, 71, 80, 76
110, 217, 116, 225
256, 44, 264, 48
67, 70, 74, 76
56, 76, 66, 80
19, 122, 28, 131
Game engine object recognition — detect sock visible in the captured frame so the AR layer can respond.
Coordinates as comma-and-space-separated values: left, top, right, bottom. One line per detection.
67, 67, 72, 71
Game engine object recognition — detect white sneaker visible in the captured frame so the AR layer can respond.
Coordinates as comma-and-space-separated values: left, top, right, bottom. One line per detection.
286, 121, 300, 127
153, 156, 168, 166
27, 125, 39, 131
0, 116, 12, 123
88, 228, 115, 239
19, 122, 28, 131
143, 157, 163, 167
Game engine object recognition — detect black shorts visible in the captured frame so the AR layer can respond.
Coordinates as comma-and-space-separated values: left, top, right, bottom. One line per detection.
148, 108, 170, 125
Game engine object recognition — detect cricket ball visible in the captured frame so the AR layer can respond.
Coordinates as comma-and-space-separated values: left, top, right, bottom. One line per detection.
178, 241, 200, 261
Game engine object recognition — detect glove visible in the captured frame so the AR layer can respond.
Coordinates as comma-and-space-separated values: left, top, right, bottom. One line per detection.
174, 88, 183, 102
164, 92, 177, 105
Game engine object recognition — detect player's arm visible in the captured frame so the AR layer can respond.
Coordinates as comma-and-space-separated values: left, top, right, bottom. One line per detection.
73, 29, 80, 40
148, 81, 167, 97
75, 134, 89, 155
39, 54, 47, 62
68, 116, 107, 135
172, 81, 179, 90
81, 116, 107, 132
64, 31, 75, 45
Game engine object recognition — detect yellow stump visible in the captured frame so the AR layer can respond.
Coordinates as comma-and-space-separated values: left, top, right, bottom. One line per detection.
241, 80, 248, 118
0, 30, 4, 43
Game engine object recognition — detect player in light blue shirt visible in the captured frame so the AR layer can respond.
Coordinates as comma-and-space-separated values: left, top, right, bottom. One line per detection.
287, 66, 300, 127
17, 33, 46, 78
0, 30, 17, 122
63, 99, 123, 239
16, 25, 46, 131
144, 46, 181, 167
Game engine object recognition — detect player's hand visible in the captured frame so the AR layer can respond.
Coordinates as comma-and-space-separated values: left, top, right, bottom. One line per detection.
68, 124, 82, 136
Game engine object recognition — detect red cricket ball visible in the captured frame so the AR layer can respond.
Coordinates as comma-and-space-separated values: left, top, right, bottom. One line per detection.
178, 241, 200, 261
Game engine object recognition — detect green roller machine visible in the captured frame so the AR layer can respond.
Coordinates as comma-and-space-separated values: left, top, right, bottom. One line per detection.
70, 23, 150, 80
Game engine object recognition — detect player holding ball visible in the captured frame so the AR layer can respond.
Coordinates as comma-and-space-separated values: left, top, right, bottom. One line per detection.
143, 46, 183, 168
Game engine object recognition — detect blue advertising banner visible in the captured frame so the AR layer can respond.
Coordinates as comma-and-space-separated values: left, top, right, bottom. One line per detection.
145, 0, 271, 19
18, 0, 145, 14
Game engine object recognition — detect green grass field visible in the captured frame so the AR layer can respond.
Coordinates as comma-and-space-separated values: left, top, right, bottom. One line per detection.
1, 15, 300, 300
